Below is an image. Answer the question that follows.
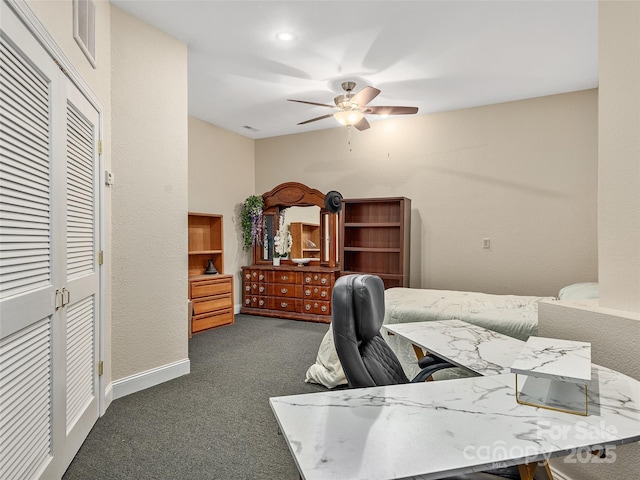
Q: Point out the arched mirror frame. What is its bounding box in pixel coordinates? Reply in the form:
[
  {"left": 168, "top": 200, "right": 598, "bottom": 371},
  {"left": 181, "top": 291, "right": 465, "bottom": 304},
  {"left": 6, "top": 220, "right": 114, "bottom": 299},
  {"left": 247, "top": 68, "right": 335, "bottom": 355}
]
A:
[{"left": 253, "top": 182, "right": 339, "bottom": 268}]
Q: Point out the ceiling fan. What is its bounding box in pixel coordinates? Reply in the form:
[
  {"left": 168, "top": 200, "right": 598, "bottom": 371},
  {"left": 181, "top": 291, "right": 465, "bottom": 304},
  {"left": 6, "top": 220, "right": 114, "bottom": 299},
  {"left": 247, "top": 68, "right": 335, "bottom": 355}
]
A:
[{"left": 288, "top": 82, "right": 419, "bottom": 131}]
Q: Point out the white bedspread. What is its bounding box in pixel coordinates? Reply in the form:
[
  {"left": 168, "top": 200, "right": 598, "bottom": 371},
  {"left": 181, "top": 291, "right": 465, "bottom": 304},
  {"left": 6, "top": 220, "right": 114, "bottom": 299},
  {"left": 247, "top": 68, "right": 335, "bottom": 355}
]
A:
[{"left": 305, "top": 287, "right": 554, "bottom": 388}]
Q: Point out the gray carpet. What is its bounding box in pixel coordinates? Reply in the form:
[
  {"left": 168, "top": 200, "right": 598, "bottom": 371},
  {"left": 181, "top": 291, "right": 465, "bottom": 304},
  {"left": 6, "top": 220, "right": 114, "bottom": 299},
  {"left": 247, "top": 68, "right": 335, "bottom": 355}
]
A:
[{"left": 63, "top": 314, "right": 329, "bottom": 480}]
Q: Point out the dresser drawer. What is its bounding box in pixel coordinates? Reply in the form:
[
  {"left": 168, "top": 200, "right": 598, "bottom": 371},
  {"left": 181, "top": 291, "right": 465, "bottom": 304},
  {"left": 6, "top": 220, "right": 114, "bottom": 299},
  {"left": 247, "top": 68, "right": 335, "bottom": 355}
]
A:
[
  {"left": 249, "top": 282, "right": 267, "bottom": 295},
  {"left": 302, "top": 272, "right": 332, "bottom": 286},
  {"left": 269, "top": 283, "right": 301, "bottom": 298},
  {"left": 192, "top": 309, "right": 233, "bottom": 333},
  {"left": 191, "top": 278, "right": 232, "bottom": 299},
  {"left": 303, "top": 285, "right": 330, "bottom": 300},
  {"left": 249, "top": 270, "right": 267, "bottom": 282},
  {"left": 270, "top": 297, "right": 300, "bottom": 312},
  {"left": 244, "top": 295, "right": 268, "bottom": 309},
  {"left": 303, "top": 299, "right": 331, "bottom": 315},
  {"left": 269, "top": 270, "right": 299, "bottom": 284},
  {"left": 193, "top": 294, "right": 232, "bottom": 315}
]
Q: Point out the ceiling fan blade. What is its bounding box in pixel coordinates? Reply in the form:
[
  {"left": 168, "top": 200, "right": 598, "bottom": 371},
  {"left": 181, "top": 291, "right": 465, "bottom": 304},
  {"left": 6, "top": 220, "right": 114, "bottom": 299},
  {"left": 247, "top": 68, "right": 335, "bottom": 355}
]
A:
[
  {"left": 288, "top": 99, "right": 335, "bottom": 108},
  {"left": 350, "top": 86, "right": 380, "bottom": 107},
  {"left": 364, "top": 106, "right": 419, "bottom": 115},
  {"left": 297, "top": 113, "right": 334, "bottom": 125},
  {"left": 353, "top": 117, "right": 370, "bottom": 131}
]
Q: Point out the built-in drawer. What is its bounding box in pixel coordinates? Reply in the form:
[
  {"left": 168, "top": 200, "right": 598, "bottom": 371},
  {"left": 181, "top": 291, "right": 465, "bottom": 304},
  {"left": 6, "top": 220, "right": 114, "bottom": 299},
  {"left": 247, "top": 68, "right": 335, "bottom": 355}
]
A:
[
  {"left": 192, "top": 309, "right": 233, "bottom": 333},
  {"left": 269, "top": 270, "right": 299, "bottom": 285},
  {"left": 302, "top": 272, "right": 332, "bottom": 286},
  {"left": 303, "top": 285, "right": 330, "bottom": 300},
  {"left": 192, "top": 294, "right": 232, "bottom": 315},
  {"left": 303, "top": 299, "right": 331, "bottom": 315},
  {"left": 191, "top": 278, "right": 232, "bottom": 299}
]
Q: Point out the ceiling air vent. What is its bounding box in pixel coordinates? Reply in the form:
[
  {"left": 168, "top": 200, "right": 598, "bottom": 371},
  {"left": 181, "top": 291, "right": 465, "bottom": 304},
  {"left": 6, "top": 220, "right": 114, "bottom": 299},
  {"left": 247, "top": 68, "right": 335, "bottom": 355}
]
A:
[
  {"left": 242, "top": 126, "right": 260, "bottom": 132},
  {"left": 74, "top": 0, "right": 96, "bottom": 68}
]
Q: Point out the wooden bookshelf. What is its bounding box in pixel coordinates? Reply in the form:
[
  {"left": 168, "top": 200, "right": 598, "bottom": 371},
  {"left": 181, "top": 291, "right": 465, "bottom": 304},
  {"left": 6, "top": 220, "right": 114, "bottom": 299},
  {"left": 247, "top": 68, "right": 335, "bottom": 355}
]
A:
[{"left": 340, "top": 198, "right": 411, "bottom": 288}]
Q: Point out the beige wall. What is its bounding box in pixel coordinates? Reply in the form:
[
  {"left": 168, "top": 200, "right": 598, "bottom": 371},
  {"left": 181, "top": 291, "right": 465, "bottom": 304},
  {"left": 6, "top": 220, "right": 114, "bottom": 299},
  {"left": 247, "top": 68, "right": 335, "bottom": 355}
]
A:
[
  {"left": 25, "top": 0, "right": 114, "bottom": 386},
  {"left": 598, "top": 0, "right": 640, "bottom": 312},
  {"left": 256, "top": 90, "right": 598, "bottom": 297},
  {"left": 110, "top": 6, "right": 188, "bottom": 379},
  {"left": 188, "top": 117, "right": 255, "bottom": 306},
  {"left": 539, "top": 2, "right": 640, "bottom": 479}
]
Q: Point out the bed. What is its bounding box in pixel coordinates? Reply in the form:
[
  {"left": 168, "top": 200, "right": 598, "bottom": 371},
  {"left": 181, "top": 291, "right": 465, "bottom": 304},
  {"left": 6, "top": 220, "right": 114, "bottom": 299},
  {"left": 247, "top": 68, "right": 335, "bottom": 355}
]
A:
[{"left": 305, "top": 283, "right": 598, "bottom": 388}]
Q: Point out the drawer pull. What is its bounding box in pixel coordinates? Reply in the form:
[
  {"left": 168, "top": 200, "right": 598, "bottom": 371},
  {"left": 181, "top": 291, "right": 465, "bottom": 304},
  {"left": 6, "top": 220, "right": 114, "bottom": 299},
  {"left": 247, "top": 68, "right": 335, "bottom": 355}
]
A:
[
  {"left": 259, "top": 286, "right": 265, "bottom": 293},
  {"left": 314, "top": 275, "right": 319, "bottom": 281},
  {"left": 321, "top": 278, "right": 327, "bottom": 284},
  {"left": 321, "top": 291, "right": 327, "bottom": 298},
  {"left": 259, "top": 299, "right": 265, "bottom": 306},
  {"left": 321, "top": 305, "right": 327, "bottom": 312},
  {"left": 281, "top": 275, "right": 288, "bottom": 281},
  {"left": 305, "top": 289, "right": 311, "bottom": 296},
  {"left": 259, "top": 274, "right": 264, "bottom": 281},
  {"left": 305, "top": 276, "right": 311, "bottom": 283},
  {"left": 281, "top": 302, "right": 288, "bottom": 308},
  {"left": 245, "top": 298, "right": 250, "bottom": 305},
  {"left": 245, "top": 273, "right": 250, "bottom": 279},
  {"left": 245, "top": 286, "right": 250, "bottom": 292},
  {"left": 281, "top": 288, "right": 288, "bottom": 294},
  {"left": 305, "top": 304, "right": 311, "bottom": 311}
]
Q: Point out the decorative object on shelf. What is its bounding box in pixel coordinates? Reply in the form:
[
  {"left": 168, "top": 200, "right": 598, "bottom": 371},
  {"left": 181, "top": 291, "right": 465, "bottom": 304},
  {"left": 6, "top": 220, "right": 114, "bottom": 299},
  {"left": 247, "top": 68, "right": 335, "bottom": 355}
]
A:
[
  {"left": 273, "top": 257, "right": 281, "bottom": 266},
  {"left": 241, "top": 195, "right": 264, "bottom": 251},
  {"left": 204, "top": 259, "right": 218, "bottom": 274},
  {"left": 273, "top": 211, "right": 292, "bottom": 259},
  {"left": 292, "top": 258, "right": 311, "bottom": 266},
  {"left": 324, "top": 190, "right": 343, "bottom": 213}
]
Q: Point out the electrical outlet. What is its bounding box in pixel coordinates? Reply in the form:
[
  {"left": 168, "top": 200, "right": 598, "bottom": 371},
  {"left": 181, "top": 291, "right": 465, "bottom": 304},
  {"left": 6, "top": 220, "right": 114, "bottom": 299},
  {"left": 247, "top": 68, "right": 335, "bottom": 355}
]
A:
[
  {"left": 483, "top": 238, "right": 491, "bottom": 249},
  {"left": 105, "top": 171, "right": 114, "bottom": 186}
]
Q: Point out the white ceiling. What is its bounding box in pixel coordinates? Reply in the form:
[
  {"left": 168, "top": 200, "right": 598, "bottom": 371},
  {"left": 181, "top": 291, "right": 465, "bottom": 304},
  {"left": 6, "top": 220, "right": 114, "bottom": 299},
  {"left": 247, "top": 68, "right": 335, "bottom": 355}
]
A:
[{"left": 110, "top": 1, "right": 598, "bottom": 139}]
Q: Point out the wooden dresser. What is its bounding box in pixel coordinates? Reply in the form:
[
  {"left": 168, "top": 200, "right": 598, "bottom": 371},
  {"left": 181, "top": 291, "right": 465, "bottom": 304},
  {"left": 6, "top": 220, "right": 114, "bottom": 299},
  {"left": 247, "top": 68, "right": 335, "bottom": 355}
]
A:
[
  {"left": 240, "top": 265, "right": 340, "bottom": 323},
  {"left": 189, "top": 274, "right": 234, "bottom": 334}
]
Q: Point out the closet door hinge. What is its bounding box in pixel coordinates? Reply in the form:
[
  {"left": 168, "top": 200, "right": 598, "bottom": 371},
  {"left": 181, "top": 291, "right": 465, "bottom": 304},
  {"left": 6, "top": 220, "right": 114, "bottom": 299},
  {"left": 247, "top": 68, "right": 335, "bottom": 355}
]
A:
[
  {"left": 98, "top": 361, "right": 104, "bottom": 377},
  {"left": 98, "top": 250, "right": 104, "bottom": 265},
  {"left": 98, "top": 140, "right": 103, "bottom": 155}
]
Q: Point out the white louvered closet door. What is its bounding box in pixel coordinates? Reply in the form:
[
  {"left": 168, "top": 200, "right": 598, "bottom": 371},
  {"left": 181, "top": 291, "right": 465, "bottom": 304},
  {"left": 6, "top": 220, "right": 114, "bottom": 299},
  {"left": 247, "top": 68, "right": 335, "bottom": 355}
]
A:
[
  {"left": 57, "top": 76, "right": 100, "bottom": 473},
  {"left": 0, "top": 2, "right": 101, "bottom": 479}
]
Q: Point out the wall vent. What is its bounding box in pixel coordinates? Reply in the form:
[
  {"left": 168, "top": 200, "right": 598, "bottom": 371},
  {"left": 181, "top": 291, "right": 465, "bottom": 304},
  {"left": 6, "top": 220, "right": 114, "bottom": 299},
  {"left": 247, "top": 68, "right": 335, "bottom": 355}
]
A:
[
  {"left": 242, "top": 125, "right": 260, "bottom": 132},
  {"left": 73, "top": 0, "right": 96, "bottom": 68}
]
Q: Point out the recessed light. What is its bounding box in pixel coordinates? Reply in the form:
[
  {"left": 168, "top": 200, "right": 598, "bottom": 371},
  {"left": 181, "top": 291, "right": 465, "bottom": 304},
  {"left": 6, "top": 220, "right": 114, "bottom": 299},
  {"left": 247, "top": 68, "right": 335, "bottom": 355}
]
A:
[{"left": 276, "top": 31, "right": 296, "bottom": 42}]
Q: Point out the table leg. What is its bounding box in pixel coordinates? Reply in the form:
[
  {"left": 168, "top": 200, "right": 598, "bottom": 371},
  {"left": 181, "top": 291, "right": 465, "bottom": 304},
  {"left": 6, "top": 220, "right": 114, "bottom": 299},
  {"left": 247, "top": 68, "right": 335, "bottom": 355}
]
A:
[
  {"left": 517, "top": 463, "right": 536, "bottom": 480},
  {"left": 518, "top": 461, "right": 554, "bottom": 480}
]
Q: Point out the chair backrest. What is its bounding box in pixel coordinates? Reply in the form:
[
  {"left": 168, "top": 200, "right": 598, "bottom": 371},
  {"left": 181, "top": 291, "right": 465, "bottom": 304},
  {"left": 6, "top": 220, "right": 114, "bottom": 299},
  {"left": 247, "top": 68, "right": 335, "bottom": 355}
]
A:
[{"left": 332, "top": 274, "right": 409, "bottom": 388}]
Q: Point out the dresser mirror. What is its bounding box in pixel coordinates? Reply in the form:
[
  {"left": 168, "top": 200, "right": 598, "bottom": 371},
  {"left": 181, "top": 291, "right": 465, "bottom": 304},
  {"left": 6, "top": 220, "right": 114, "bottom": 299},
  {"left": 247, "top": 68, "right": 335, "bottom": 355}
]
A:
[{"left": 255, "top": 182, "right": 339, "bottom": 267}]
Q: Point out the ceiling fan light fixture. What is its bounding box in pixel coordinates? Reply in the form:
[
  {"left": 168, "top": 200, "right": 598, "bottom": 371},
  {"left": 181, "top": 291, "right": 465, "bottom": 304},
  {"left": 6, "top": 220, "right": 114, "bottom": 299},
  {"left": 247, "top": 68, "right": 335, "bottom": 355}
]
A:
[
  {"left": 334, "top": 110, "right": 364, "bottom": 126},
  {"left": 275, "top": 31, "right": 296, "bottom": 42}
]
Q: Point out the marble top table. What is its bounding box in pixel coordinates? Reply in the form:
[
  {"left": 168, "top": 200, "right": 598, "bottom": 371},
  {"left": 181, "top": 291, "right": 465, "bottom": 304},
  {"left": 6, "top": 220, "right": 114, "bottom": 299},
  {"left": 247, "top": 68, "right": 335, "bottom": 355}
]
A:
[
  {"left": 270, "top": 365, "right": 640, "bottom": 480},
  {"left": 383, "top": 319, "right": 526, "bottom": 376},
  {"left": 510, "top": 336, "right": 592, "bottom": 384}
]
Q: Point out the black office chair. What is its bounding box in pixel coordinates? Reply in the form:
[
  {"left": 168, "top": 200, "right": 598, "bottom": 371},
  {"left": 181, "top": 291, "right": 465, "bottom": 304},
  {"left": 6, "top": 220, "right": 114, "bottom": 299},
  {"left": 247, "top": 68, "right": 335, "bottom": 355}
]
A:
[
  {"left": 331, "top": 274, "right": 524, "bottom": 480},
  {"left": 332, "top": 274, "right": 454, "bottom": 387}
]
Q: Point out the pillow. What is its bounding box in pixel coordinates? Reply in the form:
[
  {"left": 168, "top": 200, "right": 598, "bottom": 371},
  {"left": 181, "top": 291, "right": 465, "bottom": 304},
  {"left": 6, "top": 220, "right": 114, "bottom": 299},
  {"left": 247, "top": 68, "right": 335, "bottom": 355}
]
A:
[{"left": 558, "top": 282, "right": 599, "bottom": 300}]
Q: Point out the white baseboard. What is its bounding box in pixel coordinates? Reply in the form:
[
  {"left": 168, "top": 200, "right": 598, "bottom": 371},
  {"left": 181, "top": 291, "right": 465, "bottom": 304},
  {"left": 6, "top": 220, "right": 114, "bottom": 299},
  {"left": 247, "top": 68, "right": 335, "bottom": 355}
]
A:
[
  {"left": 111, "top": 358, "right": 190, "bottom": 400},
  {"left": 102, "top": 382, "right": 113, "bottom": 415},
  {"left": 235, "top": 303, "right": 241, "bottom": 314}
]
